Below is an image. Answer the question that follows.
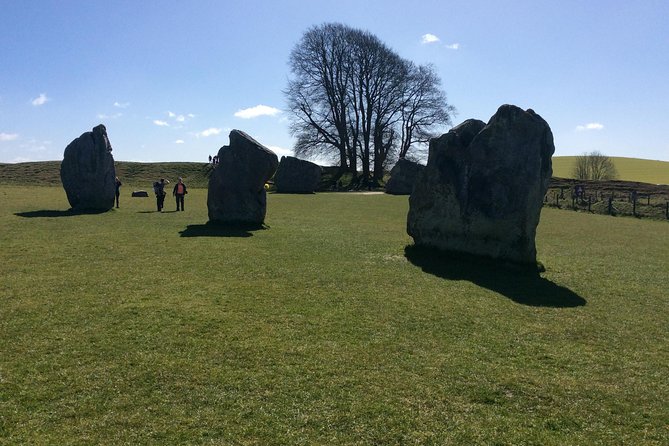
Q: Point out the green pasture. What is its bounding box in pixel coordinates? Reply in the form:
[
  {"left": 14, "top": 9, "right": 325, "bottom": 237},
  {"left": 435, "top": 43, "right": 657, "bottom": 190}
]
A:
[
  {"left": 1, "top": 186, "right": 667, "bottom": 445},
  {"left": 552, "top": 156, "right": 669, "bottom": 184}
]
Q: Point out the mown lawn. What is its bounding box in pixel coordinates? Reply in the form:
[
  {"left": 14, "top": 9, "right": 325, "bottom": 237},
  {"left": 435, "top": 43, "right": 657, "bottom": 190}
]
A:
[{"left": 1, "top": 186, "right": 667, "bottom": 445}]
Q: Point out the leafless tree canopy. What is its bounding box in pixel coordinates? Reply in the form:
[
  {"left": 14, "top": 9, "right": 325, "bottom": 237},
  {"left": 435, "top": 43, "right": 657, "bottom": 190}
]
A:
[
  {"left": 572, "top": 151, "right": 618, "bottom": 180},
  {"left": 285, "top": 23, "right": 455, "bottom": 183}
]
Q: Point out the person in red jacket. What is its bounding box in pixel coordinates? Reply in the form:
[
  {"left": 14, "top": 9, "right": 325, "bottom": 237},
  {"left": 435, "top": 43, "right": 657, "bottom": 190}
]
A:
[{"left": 172, "top": 177, "right": 188, "bottom": 211}]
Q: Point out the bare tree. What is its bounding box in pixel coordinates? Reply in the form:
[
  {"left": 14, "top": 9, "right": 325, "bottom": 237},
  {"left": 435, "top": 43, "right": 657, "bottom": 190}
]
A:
[
  {"left": 572, "top": 151, "right": 618, "bottom": 180},
  {"left": 397, "top": 64, "right": 455, "bottom": 160},
  {"left": 285, "top": 23, "right": 354, "bottom": 179},
  {"left": 286, "top": 23, "right": 455, "bottom": 185}
]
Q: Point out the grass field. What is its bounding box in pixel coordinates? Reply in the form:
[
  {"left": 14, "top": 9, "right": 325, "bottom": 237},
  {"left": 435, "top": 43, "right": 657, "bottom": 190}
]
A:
[
  {"left": 1, "top": 186, "right": 668, "bottom": 445},
  {"left": 552, "top": 156, "right": 669, "bottom": 184}
]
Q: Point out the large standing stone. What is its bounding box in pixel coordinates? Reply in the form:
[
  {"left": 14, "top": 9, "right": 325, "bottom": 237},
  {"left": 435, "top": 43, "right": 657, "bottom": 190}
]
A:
[
  {"left": 407, "top": 105, "right": 554, "bottom": 264},
  {"left": 60, "top": 124, "right": 116, "bottom": 211},
  {"left": 207, "top": 130, "right": 278, "bottom": 224},
  {"left": 385, "top": 158, "right": 425, "bottom": 195},
  {"left": 274, "top": 156, "right": 322, "bottom": 193}
]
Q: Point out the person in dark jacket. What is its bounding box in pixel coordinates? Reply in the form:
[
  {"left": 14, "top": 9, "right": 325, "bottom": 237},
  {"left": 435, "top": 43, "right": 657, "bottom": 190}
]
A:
[
  {"left": 172, "top": 177, "right": 188, "bottom": 211},
  {"left": 114, "top": 176, "right": 122, "bottom": 208},
  {"left": 154, "top": 178, "right": 169, "bottom": 212}
]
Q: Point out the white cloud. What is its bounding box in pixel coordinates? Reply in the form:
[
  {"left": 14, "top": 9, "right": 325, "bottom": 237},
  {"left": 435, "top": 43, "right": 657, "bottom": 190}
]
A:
[
  {"left": 576, "top": 122, "right": 604, "bottom": 131},
  {"left": 0, "top": 132, "right": 19, "bottom": 141},
  {"left": 11, "top": 156, "right": 32, "bottom": 163},
  {"left": 445, "top": 43, "right": 460, "bottom": 50},
  {"left": 197, "top": 127, "right": 222, "bottom": 137},
  {"left": 167, "top": 111, "right": 192, "bottom": 122},
  {"left": 113, "top": 101, "right": 130, "bottom": 108},
  {"left": 31, "top": 93, "right": 49, "bottom": 106},
  {"left": 268, "top": 145, "right": 294, "bottom": 158},
  {"left": 234, "top": 105, "right": 282, "bottom": 119},
  {"left": 421, "top": 34, "right": 440, "bottom": 44},
  {"left": 98, "top": 113, "right": 123, "bottom": 119},
  {"left": 175, "top": 139, "right": 185, "bottom": 144},
  {"left": 153, "top": 120, "right": 170, "bottom": 127}
]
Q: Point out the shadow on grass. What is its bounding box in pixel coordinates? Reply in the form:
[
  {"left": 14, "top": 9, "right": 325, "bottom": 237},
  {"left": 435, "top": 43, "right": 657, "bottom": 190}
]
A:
[
  {"left": 179, "top": 221, "right": 267, "bottom": 238},
  {"left": 404, "top": 245, "right": 586, "bottom": 308},
  {"left": 15, "top": 209, "right": 109, "bottom": 218}
]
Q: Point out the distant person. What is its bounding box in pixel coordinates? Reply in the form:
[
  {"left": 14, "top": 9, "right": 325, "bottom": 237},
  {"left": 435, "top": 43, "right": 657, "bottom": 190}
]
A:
[
  {"left": 173, "top": 177, "right": 188, "bottom": 211},
  {"left": 153, "top": 178, "right": 169, "bottom": 212},
  {"left": 114, "top": 176, "right": 122, "bottom": 208},
  {"left": 208, "top": 155, "right": 212, "bottom": 164}
]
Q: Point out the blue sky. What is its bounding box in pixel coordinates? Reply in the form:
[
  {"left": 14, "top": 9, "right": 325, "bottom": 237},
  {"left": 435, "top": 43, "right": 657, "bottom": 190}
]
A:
[{"left": 1, "top": 0, "right": 668, "bottom": 163}]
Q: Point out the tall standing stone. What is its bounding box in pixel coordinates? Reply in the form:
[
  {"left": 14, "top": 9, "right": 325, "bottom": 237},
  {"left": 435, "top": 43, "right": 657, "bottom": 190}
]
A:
[
  {"left": 407, "top": 105, "right": 554, "bottom": 264},
  {"left": 207, "top": 130, "right": 278, "bottom": 224},
  {"left": 274, "top": 156, "right": 322, "bottom": 193},
  {"left": 60, "top": 124, "right": 116, "bottom": 211}
]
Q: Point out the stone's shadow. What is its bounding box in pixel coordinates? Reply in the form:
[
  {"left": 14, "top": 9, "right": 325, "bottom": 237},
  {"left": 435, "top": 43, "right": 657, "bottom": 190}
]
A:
[
  {"left": 404, "top": 245, "right": 586, "bottom": 308},
  {"left": 179, "top": 222, "right": 266, "bottom": 238},
  {"left": 15, "top": 209, "right": 108, "bottom": 218}
]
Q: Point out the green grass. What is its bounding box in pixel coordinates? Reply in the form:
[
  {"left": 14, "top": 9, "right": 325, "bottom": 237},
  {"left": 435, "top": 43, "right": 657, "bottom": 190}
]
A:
[
  {"left": 1, "top": 187, "right": 668, "bottom": 445},
  {"left": 553, "top": 156, "right": 669, "bottom": 184}
]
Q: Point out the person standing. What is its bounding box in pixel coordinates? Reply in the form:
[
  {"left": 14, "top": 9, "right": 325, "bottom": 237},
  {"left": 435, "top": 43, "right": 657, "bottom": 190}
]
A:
[
  {"left": 173, "top": 177, "right": 187, "bottom": 211},
  {"left": 114, "top": 176, "right": 122, "bottom": 208},
  {"left": 154, "top": 178, "right": 169, "bottom": 212}
]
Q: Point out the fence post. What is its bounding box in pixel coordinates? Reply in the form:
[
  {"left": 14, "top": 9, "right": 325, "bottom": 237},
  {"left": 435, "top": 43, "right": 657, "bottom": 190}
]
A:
[
  {"left": 608, "top": 197, "right": 613, "bottom": 215},
  {"left": 632, "top": 190, "right": 637, "bottom": 217},
  {"left": 666, "top": 201, "right": 668, "bottom": 220},
  {"left": 588, "top": 196, "right": 592, "bottom": 212}
]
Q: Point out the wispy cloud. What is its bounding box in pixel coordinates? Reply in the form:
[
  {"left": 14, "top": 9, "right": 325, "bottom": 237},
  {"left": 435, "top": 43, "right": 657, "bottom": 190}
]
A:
[
  {"left": 0, "top": 132, "right": 19, "bottom": 141},
  {"left": 234, "top": 105, "right": 281, "bottom": 119},
  {"left": 98, "top": 113, "right": 123, "bottom": 119},
  {"left": 421, "top": 34, "right": 440, "bottom": 44},
  {"left": 167, "top": 111, "right": 192, "bottom": 123},
  {"left": 576, "top": 122, "right": 604, "bottom": 131},
  {"left": 31, "top": 93, "right": 49, "bottom": 106},
  {"left": 113, "top": 101, "right": 130, "bottom": 108},
  {"left": 153, "top": 120, "right": 170, "bottom": 127},
  {"left": 197, "top": 127, "right": 222, "bottom": 137},
  {"left": 175, "top": 139, "right": 185, "bottom": 144},
  {"left": 19, "top": 138, "right": 51, "bottom": 153},
  {"left": 445, "top": 43, "right": 460, "bottom": 50}
]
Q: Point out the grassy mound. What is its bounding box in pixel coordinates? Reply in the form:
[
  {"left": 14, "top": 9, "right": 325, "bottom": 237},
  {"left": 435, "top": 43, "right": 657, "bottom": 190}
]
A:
[
  {"left": 553, "top": 156, "right": 669, "bottom": 184},
  {"left": 1, "top": 186, "right": 667, "bottom": 444},
  {"left": 0, "top": 161, "right": 213, "bottom": 188}
]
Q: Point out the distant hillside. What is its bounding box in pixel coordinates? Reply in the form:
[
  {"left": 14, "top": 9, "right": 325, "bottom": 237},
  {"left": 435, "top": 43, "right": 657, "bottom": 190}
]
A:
[
  {"left": 0, "top": 161, "right": 213, "bottom": 188},
  {"left": 553, "top": 156, "right": 669, "bottom": 185},
  {"left": 1, "top": 157, "right": 666, "bottom": 188}
]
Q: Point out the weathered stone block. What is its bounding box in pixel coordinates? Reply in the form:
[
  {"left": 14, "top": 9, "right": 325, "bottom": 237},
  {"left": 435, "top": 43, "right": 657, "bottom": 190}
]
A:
[
  {"left": 274, "top": 156, "right": 322, "bottom": 193},
  {"left": 407, "top": 105, "right": 554, "bottom": 264},
  {"left": 60, "top": 124, "right": 116, "bottom": 211},
  {"left": 207, "top": 130, "right": 278, "bottom": 224},
  {"left": 385, "top": 158, "right": 425, "bottom": 195}
]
